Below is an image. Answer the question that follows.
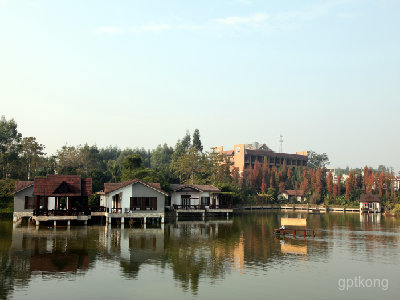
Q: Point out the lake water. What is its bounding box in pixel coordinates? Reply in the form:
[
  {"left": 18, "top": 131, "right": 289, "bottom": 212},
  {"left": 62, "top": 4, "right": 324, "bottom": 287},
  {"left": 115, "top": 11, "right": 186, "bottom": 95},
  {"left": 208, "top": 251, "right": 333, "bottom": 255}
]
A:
[{"left": 1, "top": 212, "right": 399, "bottom": 300}]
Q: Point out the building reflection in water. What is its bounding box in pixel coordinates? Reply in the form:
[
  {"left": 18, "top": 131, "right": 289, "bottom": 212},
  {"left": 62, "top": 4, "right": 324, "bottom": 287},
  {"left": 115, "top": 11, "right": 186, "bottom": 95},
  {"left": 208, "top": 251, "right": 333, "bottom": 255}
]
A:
[
  {"left": 3, "top": 212, "right": 398, "bottom": 298},
  {"left": 10, "top": 227, "right": 92, "bottom": 276}
]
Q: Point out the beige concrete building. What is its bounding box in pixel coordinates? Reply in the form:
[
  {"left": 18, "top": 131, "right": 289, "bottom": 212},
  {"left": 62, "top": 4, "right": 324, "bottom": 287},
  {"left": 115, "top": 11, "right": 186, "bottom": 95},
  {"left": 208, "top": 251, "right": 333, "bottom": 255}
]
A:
[{"left": 215, "top": 143, "right": 308, "bottom": 174}]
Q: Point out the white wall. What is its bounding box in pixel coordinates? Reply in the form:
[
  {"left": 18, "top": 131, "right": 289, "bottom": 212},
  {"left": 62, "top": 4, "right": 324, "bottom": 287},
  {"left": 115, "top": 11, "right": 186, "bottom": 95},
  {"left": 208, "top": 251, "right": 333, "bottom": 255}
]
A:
[
  {"left": 171, "top": 191, "right": 212, "bottom": 206},
  {"left": 47, "top": 197, "right": 56, "bottom": 210},
  {"left": 13, "top": 186, "right": 34, "bottom": 212},
  {"left": 104, "top": 182, "right": 166, "bottom": 213}
]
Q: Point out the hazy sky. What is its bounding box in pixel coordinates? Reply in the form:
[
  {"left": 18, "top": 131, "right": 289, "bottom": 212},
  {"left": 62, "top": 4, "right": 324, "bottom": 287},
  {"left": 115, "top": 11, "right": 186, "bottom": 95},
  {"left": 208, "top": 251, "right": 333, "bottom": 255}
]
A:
[{"left": 1, "top": 0, "right": 399, "bottom": 171}]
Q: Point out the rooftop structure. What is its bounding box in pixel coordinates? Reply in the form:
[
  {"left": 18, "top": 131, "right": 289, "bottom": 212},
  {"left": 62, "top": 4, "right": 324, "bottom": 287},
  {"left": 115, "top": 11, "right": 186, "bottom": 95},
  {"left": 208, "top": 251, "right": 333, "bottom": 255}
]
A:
[{"left": 215, "top": 143, "right": 308, "bottom": 174}]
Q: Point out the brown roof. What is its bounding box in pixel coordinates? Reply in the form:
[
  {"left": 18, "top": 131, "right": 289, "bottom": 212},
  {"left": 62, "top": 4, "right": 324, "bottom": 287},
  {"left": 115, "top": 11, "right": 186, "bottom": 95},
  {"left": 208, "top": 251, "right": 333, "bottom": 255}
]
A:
[
  {"left": 282, "top": 190, "right": 305, "bottom": 196},
  {"left": 170, "top": 184, "right": 220, "bottom": 192},
  {"left": 221, "top": 150, "right": 234, "bottom": 155},
  {"left": 360, "top": 193, "right": 381, "bottom": 203},
  {"left": 103, "top": 179, "right": 168, "bottom": 196},
  {"left": 14, "top": 181, "right": 34, "bottom": 194},
  {"left": 33, "top": 175, "right": 92, "bottom": 197}
]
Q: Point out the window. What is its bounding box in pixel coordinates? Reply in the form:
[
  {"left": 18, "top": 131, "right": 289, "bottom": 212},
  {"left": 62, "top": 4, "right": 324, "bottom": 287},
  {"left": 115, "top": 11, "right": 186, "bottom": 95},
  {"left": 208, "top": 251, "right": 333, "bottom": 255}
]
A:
[
  {"left": 201, "top": 197, "right": 210, "bottom": 206},
  {"left": 236, "top": 147, "right": 240, "bottom": 153},
  {"left": 24, "top": 196, "right": 36, "bottom": 209},
  {"left": 130, "top": 197, "right": 157, "bottom": 210}
]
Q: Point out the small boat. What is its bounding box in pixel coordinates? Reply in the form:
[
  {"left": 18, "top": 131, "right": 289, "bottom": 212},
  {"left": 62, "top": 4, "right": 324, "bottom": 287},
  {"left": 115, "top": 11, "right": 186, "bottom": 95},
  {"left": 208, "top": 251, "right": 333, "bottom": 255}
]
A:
[{"left": 274, "top": 228, "right": 315, "bottom": 237}]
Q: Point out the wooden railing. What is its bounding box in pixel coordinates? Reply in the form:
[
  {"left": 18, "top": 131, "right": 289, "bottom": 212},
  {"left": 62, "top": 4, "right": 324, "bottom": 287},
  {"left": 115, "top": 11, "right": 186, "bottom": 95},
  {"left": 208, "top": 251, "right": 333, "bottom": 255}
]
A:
[
  {"left": 89, "top": 206, "right": 107, "bottom": 212},
  {"left": 209, "top": 204, "right": 232, "bottom": 209},
  {"left": 173, "top": 205, "right": 205, "bottom": 210},
  {"left": 33, "top": 209, "right": 91, "bottom": 216}
]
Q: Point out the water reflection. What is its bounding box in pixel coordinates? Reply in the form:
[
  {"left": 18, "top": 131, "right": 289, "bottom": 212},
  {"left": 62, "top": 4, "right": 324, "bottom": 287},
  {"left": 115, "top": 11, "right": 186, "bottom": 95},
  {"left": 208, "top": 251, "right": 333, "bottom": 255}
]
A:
[{"left": 1, "top": 212, "right": 400, "bottom": 299}]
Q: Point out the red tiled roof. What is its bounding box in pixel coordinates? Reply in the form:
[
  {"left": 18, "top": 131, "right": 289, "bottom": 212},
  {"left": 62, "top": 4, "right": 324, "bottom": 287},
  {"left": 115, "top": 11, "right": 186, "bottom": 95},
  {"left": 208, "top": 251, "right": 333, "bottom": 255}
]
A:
[
  {"left": 14, "top": 181, "right": 34, "bottom": 194},
  {"left": 81, "top": 178, "right": 92, "bottom": 196},
  {"left": 33, "top": 175, "right": 92, "bottom": 196},
  {"left": 282, "top": 190, "right": 304, "bottom": 196},
  {"left": 104, "top": 179, "right": 168, "bottom": 196}
]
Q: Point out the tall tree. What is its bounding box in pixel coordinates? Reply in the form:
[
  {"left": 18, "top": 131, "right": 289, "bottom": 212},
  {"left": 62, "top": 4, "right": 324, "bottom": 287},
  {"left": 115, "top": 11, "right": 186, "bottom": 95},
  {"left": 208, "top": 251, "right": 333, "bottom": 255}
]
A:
[
  {"left": 0, "top": 116, "right": 22, "bottom": 178},
  {"left": 21, "top": 137, "right": 45, "bottom": 180},
  {"left": 192, "top": 129, "right": 203, "bottom": 152},
  {"left": 171, "top": 148, "right": 204, "bottom": 184},
  {"left": 172, "top": 131, "right": 191, "bottom": 162},
  {"left": 307, "top": 150, "right": 330, "bottom": 169},
  {"left": 251, "top": 161, "right": 262, "bottom": 191},
  {"left": 327, "top": 171, "right": 333, "bottom": 196}
]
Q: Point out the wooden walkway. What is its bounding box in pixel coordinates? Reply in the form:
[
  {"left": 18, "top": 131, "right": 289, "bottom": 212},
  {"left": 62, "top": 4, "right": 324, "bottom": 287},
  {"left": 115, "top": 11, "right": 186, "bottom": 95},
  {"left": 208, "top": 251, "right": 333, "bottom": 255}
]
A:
[{"left": 274, "top": 229, "right": 315, "bottom": 237}]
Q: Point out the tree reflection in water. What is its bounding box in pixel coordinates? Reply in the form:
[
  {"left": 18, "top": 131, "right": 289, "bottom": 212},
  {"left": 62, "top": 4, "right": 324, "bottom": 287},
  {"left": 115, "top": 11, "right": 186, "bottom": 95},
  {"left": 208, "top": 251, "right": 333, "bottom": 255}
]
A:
[{"left": 1, "top": 212, "right": 399, "bottom": 299}]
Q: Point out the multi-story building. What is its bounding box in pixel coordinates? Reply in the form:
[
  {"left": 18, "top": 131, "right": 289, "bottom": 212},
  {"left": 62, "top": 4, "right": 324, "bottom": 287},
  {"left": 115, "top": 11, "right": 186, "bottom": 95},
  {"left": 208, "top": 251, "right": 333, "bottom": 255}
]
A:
[{"left": 215, "top": 143, "right": 308, "bottom": 174}]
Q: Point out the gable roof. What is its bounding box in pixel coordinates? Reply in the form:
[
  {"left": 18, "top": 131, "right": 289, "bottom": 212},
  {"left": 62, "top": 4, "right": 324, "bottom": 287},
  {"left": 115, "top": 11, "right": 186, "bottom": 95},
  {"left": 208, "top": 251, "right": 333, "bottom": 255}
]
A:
[
  {"left": 170, "top": 184, "right": 220, "bottom": 193},
  {"left": 360, "top": 193, "right": 381, "bottom": 203},
  {"left": 33, "top": 175, "right": 92, "bottom": 197},
  {"left": 103, "top": 179, "right": 168, "bottom": 196},
  {"left": 14, "top": 181, "right": 34, "bottom": 194}
]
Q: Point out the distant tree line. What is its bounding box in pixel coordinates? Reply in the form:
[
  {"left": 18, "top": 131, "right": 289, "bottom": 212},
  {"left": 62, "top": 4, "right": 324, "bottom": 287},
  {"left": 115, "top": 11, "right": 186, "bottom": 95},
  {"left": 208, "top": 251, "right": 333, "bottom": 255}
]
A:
[{"left": 0, "top": 116, "right": 399, "bottom": 213}]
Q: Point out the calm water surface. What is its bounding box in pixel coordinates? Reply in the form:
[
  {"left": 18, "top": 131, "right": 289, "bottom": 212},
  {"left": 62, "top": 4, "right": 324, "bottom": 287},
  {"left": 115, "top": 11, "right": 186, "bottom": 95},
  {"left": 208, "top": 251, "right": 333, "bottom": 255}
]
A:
[{"left": 1, "top": 212, "right": 400, "bottom": 300}]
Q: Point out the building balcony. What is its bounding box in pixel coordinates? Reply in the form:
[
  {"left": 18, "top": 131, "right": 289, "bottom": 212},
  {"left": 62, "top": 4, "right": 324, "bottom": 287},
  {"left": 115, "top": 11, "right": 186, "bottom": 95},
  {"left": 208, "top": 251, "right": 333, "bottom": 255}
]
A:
[
  {"left": 173, "top": 205, "right": 205, "bottom": 210},
  {"left": 33, "top": 209, "right": 91, "bottom": 216}
]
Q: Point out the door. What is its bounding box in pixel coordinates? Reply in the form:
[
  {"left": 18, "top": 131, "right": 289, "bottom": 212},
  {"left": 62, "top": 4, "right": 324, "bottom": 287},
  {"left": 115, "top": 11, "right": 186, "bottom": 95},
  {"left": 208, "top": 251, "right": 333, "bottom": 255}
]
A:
[{"left": 181, "top": 195, "right": 191, "bottom": 208}]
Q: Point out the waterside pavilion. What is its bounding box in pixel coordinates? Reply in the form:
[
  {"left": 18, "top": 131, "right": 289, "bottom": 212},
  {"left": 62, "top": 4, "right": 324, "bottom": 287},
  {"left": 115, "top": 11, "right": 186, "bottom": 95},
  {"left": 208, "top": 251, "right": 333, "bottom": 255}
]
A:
[{"left": 13, "top": 175, "right": 92, "bottom": 226}]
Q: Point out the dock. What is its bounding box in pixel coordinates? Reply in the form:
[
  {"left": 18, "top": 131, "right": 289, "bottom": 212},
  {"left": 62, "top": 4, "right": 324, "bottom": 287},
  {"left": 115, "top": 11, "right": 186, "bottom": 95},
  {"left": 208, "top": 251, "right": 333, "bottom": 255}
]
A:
[{"left": 274, "top": 229, "right": 315, "bottom": 237}]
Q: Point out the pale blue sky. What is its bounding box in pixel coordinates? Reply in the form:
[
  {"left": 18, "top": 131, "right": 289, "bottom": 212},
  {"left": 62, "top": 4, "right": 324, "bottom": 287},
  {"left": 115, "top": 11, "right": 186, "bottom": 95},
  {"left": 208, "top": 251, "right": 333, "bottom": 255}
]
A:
[{"left": 1, "top": 0, "right": 399, "bottom": 171}]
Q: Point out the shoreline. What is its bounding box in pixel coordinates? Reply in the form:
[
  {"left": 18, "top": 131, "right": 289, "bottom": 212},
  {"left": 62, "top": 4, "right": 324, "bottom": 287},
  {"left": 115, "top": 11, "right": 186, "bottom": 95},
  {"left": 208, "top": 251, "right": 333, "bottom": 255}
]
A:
[{"left": 233, "top": 204, "right": 360, "bottom": 213}]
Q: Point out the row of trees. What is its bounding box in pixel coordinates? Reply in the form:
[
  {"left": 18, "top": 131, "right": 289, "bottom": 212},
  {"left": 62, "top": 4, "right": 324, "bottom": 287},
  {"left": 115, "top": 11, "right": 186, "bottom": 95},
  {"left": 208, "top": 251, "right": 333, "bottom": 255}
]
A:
[
  {"left": 0, "top": 117, "right": 232, "bottom": 194},
  {"left": 240, "top": 157, "right": 399, "bottom": 207},
  {"left": 1, "top": 115, "right": 399, "bottom": 209}
]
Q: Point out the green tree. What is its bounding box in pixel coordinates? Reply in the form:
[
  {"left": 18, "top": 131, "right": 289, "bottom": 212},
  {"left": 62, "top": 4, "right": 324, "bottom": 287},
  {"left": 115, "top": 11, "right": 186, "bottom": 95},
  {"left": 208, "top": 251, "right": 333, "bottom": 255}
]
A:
[
  {"left": 121, "top": 154, "right": 167, "bottom": 188},
  {"left": 207, "top": 151, "right": 232, "bottom": 185},
  {"left": 151, "top": 143, "right": 174, "bottom": 172},
  {"left": 122, "top": 154, "right": 143, "bottom": 171},
  {"left": 172, "top": 131, "right": 191, "bottom": 161},
  {"left": 192, "top": 129, "right": 203, "bottom": 152},
  {"left": 307, "top": 150, "right": 330, "bottom": 169},
  {"left": 0, "top": 116, "right": 22, "bottom": 179},
  {"left": 107, "top": 160, "right": 121, "bottom": 183},
  {"left": 56, "top": 145, "right": 81, "bottom": 174},
  {"left": 171, "top": 148, "right": 204, "bottom": 184},
  {"left": 21, "top": 137, "right": 45, "bottom": 180}
]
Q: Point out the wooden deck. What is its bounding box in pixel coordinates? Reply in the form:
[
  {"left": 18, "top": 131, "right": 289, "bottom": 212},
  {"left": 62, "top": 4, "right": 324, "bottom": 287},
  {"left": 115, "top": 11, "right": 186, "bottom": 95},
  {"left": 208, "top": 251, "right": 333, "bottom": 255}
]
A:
[{"left": 274, "top": 229, "right": 315, "bottom": 237}]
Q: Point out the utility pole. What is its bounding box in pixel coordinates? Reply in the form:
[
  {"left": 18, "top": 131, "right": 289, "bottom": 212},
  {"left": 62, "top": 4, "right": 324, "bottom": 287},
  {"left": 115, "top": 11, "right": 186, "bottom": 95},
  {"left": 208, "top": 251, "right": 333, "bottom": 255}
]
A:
[{"left": 279, "top": 134, "right": 283, "bottom": 153}]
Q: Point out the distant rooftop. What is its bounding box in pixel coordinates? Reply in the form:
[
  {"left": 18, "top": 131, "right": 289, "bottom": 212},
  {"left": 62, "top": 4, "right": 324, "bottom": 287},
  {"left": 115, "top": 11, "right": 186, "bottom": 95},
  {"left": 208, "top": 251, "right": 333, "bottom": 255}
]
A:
[{"left": 245, "top": 142, "right": 274, "bottom": 152}]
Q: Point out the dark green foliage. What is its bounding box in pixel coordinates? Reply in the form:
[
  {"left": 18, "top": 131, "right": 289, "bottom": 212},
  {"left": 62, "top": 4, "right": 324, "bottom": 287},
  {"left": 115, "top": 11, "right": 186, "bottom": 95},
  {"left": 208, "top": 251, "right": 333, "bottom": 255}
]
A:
[
  {"left": 192, "top": 129, "right": 203, "bottom": 152},
  {"left": 122, "top": 154, "right": 143, "bottom": 171},
  {"left": 88, "top": 193, "right": 100, "bottom": 206},
  {"left": 307, "top": 150, "right": 330, "bottom": 169},
  {"left": 0, "top": 116, "right": 22, "bottom": 179}
]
